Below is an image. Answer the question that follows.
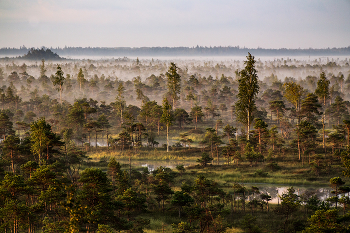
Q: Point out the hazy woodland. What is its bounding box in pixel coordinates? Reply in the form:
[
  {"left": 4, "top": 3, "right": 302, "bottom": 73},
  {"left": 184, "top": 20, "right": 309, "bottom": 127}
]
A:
[
  {"left": 1, "top": 55, "right": 349, "bottom": 107},
  {"left": 0, "top": 49, "right": 350, "bottom": 232}
]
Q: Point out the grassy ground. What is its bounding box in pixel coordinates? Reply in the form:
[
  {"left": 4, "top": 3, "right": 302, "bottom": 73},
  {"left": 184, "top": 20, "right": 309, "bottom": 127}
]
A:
[
  {"left": 84, "top": 146, "right": 347, "bottom": 232},
  {"left": 86, "top": 146, "right": 344, "bottom": 187},
  {"left": 138, "top": 204, "right": 308, "bottom": 233},
  {"left": 86, "top": 147, "right": 203, "bottom": 161}
]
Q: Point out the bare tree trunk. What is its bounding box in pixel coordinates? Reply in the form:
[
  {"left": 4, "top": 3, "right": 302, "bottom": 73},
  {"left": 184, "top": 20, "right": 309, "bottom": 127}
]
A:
[
  {"left": 247, "top": 111, "right": 250, "bottom": 141},
  {"left": 95, "top": 130, "right": 98, "bottom": 148},
  {"left": 158, "top": 121, "right": 160, "bottom": 135},
  {"left": 166, "top": 124, "right": 169, "bottom": 152},
  {"left": 60, "top": 86, "right": 62, "bottom": 104},
  {"left": 11, "top": 150, "right": 14, "bottom": 173},
  {"left": 195, "top": 116, "right": 198, "bottom": 129}
]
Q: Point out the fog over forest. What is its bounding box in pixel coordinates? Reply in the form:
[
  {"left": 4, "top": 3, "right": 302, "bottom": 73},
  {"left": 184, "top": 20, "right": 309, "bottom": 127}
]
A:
[
  {"left": 2, "top": 0, "right": 350, "bottom": 231},
  {"left": 1, "top": 50, "right": 350, "bottom": 232},
  {"left": 1, "top": 54, "right": 349, "bottom": 107},
  {"left": 1, "top": 46, "right": 350, "bottom": 58}
]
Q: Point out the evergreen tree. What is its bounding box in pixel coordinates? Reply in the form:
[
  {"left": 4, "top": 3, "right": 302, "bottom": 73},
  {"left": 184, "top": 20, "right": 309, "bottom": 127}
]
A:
[
  {"left": 326, "top": 96, "right": 349, "bottom": 125},
  {"left": 0, "top": 112, "right": 15, "bottom": 139},
  {"left": 343, "top": 120, "right": 350, "bottom": 146},
  {"left": 51, "top": 65, "right": 65, "bottom": 104},
  {"left": 160, "top": 98, "right": 174, "bottom": 152},
  {"left": 269, "top": 100, "right": 286, "bottom": 126},
  {"left": 77, "top": 68, "right": 85, "bottom": 91},
  {"left": 166, "top": 63, "right": 181, "bottom": 110},
  {"left": 223, "top": 124, "right": 236, "bottom": 142},
  {"left": 304, "top": 209, "right": 349, "bottom": 233},
  {"left": 296, "top": 121, "right": 318, "bottom": 163},
  {"left": 40, "top": 59, "right": 47, "bottom": 78},
  {"left": 235, "top": 53, "right": 259, "bottom": 140},
  {"left": 2, "top": 135, "right": 21, "bottom": 173},
  {"left": 30, "top": 118, "right": 55, "bottom": 164},
  {"left": 300, "top": 93, "right": 322, "bottom": 128},
  {"left": 190, "top": 105, "right": 204, "bottom": 130},
  {"left": 174, "top": 108, "right": 191, "bottom": 128},
  {"left": 77, "top": 168, "right": 128, "bottom": 232},
  {"left": 315, "top": 72, "right": 330, "bottom": 106},
  {"left": 254, "top": 118, "right": 269, "bottom": 153}
]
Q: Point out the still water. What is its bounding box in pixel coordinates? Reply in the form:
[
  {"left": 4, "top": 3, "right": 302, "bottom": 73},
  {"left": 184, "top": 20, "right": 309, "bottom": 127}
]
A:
[{"left": 114, "top": 159, "right": 341, "bottom": 204}]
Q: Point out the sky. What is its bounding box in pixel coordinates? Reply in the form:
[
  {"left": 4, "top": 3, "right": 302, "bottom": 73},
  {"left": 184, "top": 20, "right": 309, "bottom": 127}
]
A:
[{"left": 0, "top": 0, "right": 349, "bottom": 49}]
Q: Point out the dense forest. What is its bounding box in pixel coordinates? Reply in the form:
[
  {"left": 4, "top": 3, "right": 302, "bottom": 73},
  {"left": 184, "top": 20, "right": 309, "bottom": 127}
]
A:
[
  {"left": 20, "top": 49, "right": 63, "bottom": 60},
  {"left": 0, "top": 51, "right": 350, "bottom": 232}
]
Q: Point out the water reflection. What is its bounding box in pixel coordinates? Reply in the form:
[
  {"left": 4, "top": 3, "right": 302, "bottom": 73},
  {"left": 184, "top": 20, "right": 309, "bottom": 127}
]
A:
[
  {"left": 115, "top": 159, "right": 342, "bottom": 204},
  {"left": 257, "top": 186, "right": 332, "bottom": 204},
  {"left": 120, "top": 160, "right": 197, "bottom": 172}
]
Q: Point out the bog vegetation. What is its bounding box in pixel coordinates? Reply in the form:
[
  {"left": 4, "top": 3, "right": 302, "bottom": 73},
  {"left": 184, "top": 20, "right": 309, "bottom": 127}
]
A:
[{"left": 0, "top": 51, "right": 349, "bottom": 232}]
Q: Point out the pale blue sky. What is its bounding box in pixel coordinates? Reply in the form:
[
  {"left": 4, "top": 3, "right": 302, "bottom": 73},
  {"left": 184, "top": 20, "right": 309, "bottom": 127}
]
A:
[{"left": 0, "top": 0, "right": 349, "bottom": 49}]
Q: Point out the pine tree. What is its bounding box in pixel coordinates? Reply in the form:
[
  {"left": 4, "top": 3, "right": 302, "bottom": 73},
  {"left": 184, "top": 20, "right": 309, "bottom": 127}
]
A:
[
  {"left": 51, "top": 65, "right": 65, "bottom": 104},
  {"left": 269, "top": 100, "right": 286, "bottom": 126},
  {"left": 77, "top": 68, "right": 85, "bottom": 91},
  {"left": 315, "top": 72, "right": 330, "bottom": 106},
  {"left": 300, "top": 93, "right": 322, "bottom": 127},
  {"left": 254, "top": 118, "right": 268, "bottom": 153},
  {"left": 30, "top": 118, "right": 54, "bottom": 164},
  {"left": 160, "top": 98, "right": 174, "bottom": 152},
  {"left": 235, "top": 53, "right": 259, "bottom": 140},
  {"left": 190, "top": 105, "right": 204, "bottom": 129},
  {"left": 40, "top": 59, "right": 47, "bottom": 78},
  {"left": 166, "top": 63, "right": 181, "bottom": 110}
]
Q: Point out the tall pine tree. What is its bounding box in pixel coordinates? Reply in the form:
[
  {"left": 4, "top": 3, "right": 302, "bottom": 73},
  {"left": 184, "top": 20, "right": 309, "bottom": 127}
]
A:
[{"left": 235, "top": 53, "right": 259, "bottom": 140}]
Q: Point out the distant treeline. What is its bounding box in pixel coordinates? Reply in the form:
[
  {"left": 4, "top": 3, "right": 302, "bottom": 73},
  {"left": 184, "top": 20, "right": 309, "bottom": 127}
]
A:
[
  {"left": 1, "top": 46, "right": 350, "bottom": 57},
  {"left": 21, "top": 48, "right": 63, "bottom": 60}
]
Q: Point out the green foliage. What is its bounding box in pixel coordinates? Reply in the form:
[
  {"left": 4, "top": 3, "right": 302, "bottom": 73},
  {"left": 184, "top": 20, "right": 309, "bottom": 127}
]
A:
[
  {"left": 160, "top": 98, "right": 174, "bottom": 127},
  {"left": 326, "top": 96, "right": 350, "bottom": 125},
  {"left": 197, "top": 152, "right": 213, "bottom": 167},
  {"left": 315, "top": 72, "right": 330, "bottom": 105},
  {"left": 342, "top": 147, "right": 350, "bottom": 177},
  {"left": 97, "top": 224, "right": 115, "bottom": 233},
  {"left": 190, "top": 105, "right": 204, "bottom": 129},
  {"left": 30, "top": 118, "right": 61, "bottom": 164},
  {"left": 77, "top": 68, "right": 86, "bottom": 90},
  {"left": 283, "top": 81, "right": 304, "bottom": 109},
  {"left": 253, "top": 169, "right": 268, "bottom": 177},
  {"left": 0, "top": 112, "right": 15, "bottom": 139},
  {"left": 223, "top": 124, "right": 236, "bottom": 141},
  {"left": 244, "top": 142, "right": 263, "bottom": 166},
  {"left": 235, "top": 53, "right": 259, "bottom": 140},
  {"left": 265, "top": 161, "right": 280, "bottom": 171},
  {"left": 166, "top": 63, "right": 181, "bottom": 109},
  {"left": 300, "top": 93, "right": 322, "bottom": 127},
  {"left": 1, "top": 51, "right": 350, "bottom": 233},
  {"left": 274, "top": 187, "right": 301, "bottom": 232},
  {"left": 240, "top": 214, "right": 261, "bottom": 233},
  {"left": 2, "top": 135, "right": 21, "bottom": 173},
  {"left": 176, "top": 164, "right": 185, "bottom": 175},
  {"left": 172, "top": 221, "right": 197, "bottom": 233},
  {"left": 51, "top": 64, "right": 65, "bottom": 103},
  {"left": 171, "top": 191, "right": 194, "bottom": 217},
  {"left": 304, "top": 209, "right": 348, "bottom": 233},
  {"left": 269, "top": 100, "right": 286, "bottom": 123},
  {"left": 174, "top": 108, "right": 191, "bottom": 128}
]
